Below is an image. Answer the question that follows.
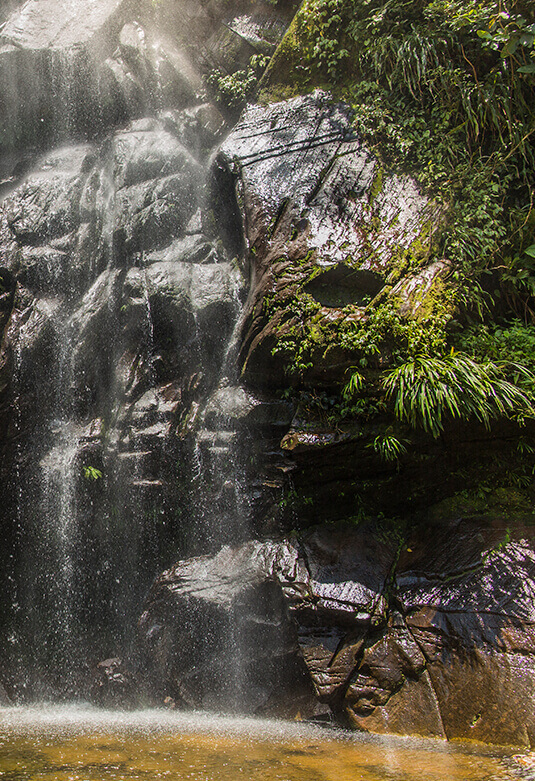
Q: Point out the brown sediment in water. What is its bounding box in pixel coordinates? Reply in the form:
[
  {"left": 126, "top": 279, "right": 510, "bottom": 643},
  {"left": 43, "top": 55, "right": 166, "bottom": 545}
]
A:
[{"left": 0, "top": 707, "right": 521, "bottom": 781}]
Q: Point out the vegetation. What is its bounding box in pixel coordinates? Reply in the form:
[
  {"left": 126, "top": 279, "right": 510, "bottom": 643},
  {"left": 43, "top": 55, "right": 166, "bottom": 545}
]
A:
[
  {"left": 268, "top": 0, "right": 534, "bottom": 284},
  {"left": 263, "top": 0, "right": 535, "bottom": 446},
  {"left": 382, "top": 351, "right": 535, "bottom": 437},
  {"left": 83, "top": 465, "right": 103, "bottom": 481},
  {"left": 207, "top": 55, "right": 270, "bottom": 113}
]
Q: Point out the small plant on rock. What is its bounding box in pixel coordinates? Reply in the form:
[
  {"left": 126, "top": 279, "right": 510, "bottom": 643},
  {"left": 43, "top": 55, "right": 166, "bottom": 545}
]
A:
[{"left": 83, "top": 465, "right": 103, "bottom": 481}]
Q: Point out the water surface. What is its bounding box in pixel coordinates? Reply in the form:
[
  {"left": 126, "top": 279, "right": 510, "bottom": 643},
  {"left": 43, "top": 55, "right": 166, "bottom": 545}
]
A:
[{"left": 0, "top": 706, "right": 526, "bottom": 781}]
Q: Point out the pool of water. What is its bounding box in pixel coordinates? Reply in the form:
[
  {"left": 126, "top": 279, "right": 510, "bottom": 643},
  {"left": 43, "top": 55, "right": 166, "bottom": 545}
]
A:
[{"left": 0, "top": 706, "right": 529, "bottom": 781}]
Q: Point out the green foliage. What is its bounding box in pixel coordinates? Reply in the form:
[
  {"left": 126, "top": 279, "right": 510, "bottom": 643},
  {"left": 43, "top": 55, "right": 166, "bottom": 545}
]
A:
[
  {"left": 339, "top": 302, "right": 450, "bottom": 365},
  {"left": 271, "top": 0, "right": 535, "bottom": 317},
  {"left": 299, "top": 0, "right": 534, "bottom": 164},
  {"left": 343, "top": 369, "right": 364, "bottom": 399},
  {"left": 83, "top": 465, "right": 103, "bottom": 481},
  {"left": 369, "top": 431, "right": 410, "bottom": 462},
  {"left": 207, "top": 55, "right": 269, "bottom": 111},
  {"left": 298, "top": 0, "right": 351, "bottom": 77},
  {"left": 458, "top": 320, "right": 535, "bottom": 399},
  {"left": 382, "top": 351, "right": 535, "bottom": 437}
]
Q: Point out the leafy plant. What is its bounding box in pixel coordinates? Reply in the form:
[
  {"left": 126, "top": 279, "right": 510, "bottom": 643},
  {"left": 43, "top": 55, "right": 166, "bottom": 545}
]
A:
[
  {"left": 369, "top": 431, "right": 410, "bottom": 462},
  {"left": 383, "top": 351, "right": 535, "bottom": 437},
  {"left": 343, "top": 369, "right": 365, "bottom": 398},
  {"left": 458, "top": 320, "right": 535, "bottom": 399},
  {"left": 273, "top": 0, "right": 535, "bottom": 318},
  {"left": 83, "top": 465, "right": 103, "bottom": 481},
  {"left": 207, "top": 54, "right": 269, "bottom": 111}
]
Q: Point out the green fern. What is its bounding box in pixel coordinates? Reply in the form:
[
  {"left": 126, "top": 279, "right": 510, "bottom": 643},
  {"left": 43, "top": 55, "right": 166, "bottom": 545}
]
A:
[
  {"left": 83, "top": 465, "right": 103, "bottom": 481},
  {"left": 383, "top": 351, "right": 535, "bottom": 437},
  {"left": 369, "top": 432, "right": 410, "bottom": 462},
  {"left": 343, "top": 369, "right": 365, "bottom": 399}
]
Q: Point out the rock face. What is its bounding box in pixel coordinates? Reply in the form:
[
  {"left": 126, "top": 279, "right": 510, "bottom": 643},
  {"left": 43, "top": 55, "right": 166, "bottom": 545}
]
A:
[
  {"left": 217, "top": 92, "right": 445, "bottom": 387},
  {"left": 0, "top": 108, "right": 244, "bottom": 698},
  {"left": 0, "top": 0, "right": 290, "bottom": 150},
  {"left": 0, "top": 0, "right": 295, "bottom": 701},
  {"left": 394, "top": 523, "right": 535, "bottom": 747},
  {"left": 0, "top": 0, "right": 533, "bottom": 753},
  {"left": 137, "top": 90, "right": 535, "bottom": 748},
  {"left": 140, "top": 541, "right": 316, "bottom": 714},
  {"left": 142, "top": 518, "right": 535, "bottom": 746}
]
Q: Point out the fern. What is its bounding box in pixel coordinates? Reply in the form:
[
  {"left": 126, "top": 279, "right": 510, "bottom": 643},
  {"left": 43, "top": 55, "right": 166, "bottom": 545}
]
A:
[
  {"left": 369, "top": 432, "right": 410, "bottom": 462},
  {"left": 383, "top": 351, "right": 535, "bottom": 437}
]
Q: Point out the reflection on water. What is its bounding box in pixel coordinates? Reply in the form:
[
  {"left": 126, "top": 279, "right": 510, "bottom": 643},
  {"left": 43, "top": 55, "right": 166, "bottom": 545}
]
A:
[{"left": 0, "top": 706, "right": 526, "bottom": 781}]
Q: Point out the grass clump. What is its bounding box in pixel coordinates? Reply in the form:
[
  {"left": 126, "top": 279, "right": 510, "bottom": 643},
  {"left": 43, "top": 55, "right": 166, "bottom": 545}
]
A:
[{"left": 382, "top": 351, "right": 535, "bottom": 437}]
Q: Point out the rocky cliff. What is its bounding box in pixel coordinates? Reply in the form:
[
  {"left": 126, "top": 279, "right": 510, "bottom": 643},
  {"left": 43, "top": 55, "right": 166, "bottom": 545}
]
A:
[{"left": 0, "top": 0, "right": 534, "bottom": 749}]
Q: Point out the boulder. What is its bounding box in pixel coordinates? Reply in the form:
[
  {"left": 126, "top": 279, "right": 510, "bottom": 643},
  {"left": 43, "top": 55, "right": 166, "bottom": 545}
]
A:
[
  {"left": 394, "top": 521, "right": 535, "bottom": 747},
  {"left": 139, "top": 540, "right": 316, "bottom": 715},
  {"left": 91, "top": 657, "right": 137, "bottom": 709},
  {"left": 141, "top": 518, "right": 535, "bottom": 746},
  {"left": 217, "top": 92, "right": 445, "bottom": 386},
  {"left": 140, "top": 525, "right": 395, "bottom": 715}
]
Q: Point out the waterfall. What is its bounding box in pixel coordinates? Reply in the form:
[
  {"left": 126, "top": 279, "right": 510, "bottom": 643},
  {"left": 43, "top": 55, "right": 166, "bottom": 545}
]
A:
[
  {"left": 0, "top": 0, "right": 295, "bottom": 715},
  {"left": 0, "top": 0, "right": 248, "bottom": 700}
]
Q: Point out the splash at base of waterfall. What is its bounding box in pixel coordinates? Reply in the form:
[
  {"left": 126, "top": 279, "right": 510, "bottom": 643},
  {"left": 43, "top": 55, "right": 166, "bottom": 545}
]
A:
[{"left": 0, "top": 705, "right": 522, "bottom": 781}]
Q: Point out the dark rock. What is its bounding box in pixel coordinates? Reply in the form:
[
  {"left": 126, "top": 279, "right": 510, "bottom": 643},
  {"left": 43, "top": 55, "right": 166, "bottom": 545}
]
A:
[
  {"left": 205, "top": 9, "right": 289, "bottom": 74},
  {"left": 140, "top": 540, "right": 316, "bottom": 715},
  {"left": 395, "top": 521, "right": 535, "bottom": 746},
  {"left": 4, "top": 146, "right": 91, "bottom": 245},
  {"left": 304, "top": 264, "right": 385, "bottom": 308},
  {"left": 140, "top": 525, "right": 396, "bottom": 716},
  {"left": 92, "top": 657, "right": 137, "bottom": 709},
  {"left": 142, "top": 519, "right": 535, "bottom": 746},
  {"left": 0, "top": 681, "right": 11, "bottom": 705}
]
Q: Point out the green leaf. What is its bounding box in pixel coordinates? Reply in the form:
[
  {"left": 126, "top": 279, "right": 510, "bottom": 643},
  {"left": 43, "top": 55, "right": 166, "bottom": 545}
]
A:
[
  {"left": 501, "top": 36, "right": 519, "bottom": 57},
  {"left": 524, "top": 245, "right": 535, "bottom": 258}
]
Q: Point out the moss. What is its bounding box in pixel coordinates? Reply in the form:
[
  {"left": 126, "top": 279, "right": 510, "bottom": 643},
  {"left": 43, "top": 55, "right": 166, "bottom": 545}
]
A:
[
  {"left": 257, "top": 10, "right": 315, "bottom": 104},
  {"left": 368, "top": 164, "right": 384, "bottom": 206},
  {"left": 412, "top": 275, "right": 454, "bottom": 322}
]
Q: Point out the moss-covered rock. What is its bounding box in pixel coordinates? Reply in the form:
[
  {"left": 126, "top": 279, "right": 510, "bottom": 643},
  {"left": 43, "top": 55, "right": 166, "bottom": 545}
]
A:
[{"left": 218, "top": 92, "right": 449, "bottom": 388}]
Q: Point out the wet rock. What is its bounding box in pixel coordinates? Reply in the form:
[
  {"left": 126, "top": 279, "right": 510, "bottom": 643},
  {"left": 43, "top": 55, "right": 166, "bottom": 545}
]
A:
[
  {"left": 0, "top": 268, "right": 16, "bottom": 332},
  {"left": 142, "top": 518, "right": 535, "bottom": 746},
  {"left": 141, "top": 524, "right": 396, "bottom": 716},
  {"left": 0, "top": 681, "right": 11, "bottom": 704},
  {"left": 92, "top": 657, "right": 137, "bottom": 709},
  {"left": 396, "top": 521, "right": 535, "bottom": 747},
  {"left": 4, "top": 146, "right": 92, "bottom": 245},
  {"left": 140, "top": 540, "right": 316, "bottom": 715},
  {"left": 144, "top": 234, "right": 224, "bottom": 266},
  {"left": 112, "top": 125, "right": 201, "bottom": 189},
  {"left": 217, "top": 92, "right": 445, "bottom": 386},
  {"left": 0, "top": 0, "right": 291, "bottom": 151},
  {"left": 0, "top": 0, "right": 206, "bottom": 149},
  {"left": 205, "top": 9, "right": 289, "bottom": 73},
  {"left": 0, "top": 0, "right": 129, "bottom": 143},
  {"left": 0, "top": 0, "right": 125, "bottom": 50}
]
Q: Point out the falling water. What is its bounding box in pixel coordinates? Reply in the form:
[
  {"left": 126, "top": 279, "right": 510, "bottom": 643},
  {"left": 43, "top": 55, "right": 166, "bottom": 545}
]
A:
[{"left": 0, "top": 0, "right": 252, "bottom": 703}]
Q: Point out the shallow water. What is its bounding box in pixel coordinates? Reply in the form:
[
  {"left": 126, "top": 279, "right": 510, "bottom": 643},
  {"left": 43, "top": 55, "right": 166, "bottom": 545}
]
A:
[{"left": 0, "top": 706, "right": 526, "bottom": 781}]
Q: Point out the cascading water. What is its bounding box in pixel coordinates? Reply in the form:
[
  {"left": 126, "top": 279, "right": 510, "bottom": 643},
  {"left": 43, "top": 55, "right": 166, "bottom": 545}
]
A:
[
  {"left": 0, "top": 0, "right": 252, "bottom": 705},
  {"left": 1, "top": 0, "right": 534, "bottom": 762}
]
